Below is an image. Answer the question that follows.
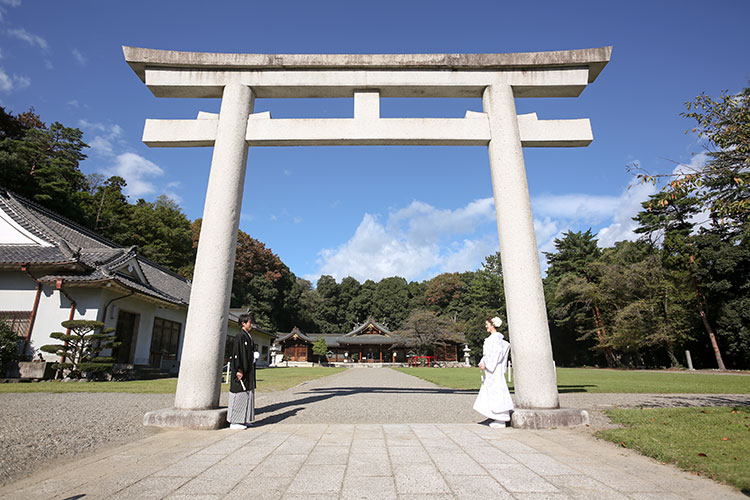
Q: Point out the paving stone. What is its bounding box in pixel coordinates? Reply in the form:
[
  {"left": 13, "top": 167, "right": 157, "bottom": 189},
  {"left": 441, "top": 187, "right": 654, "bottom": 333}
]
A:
[
  {"left": 224, "top": 474, "right": 291, "bottom": 500},
  {"left": 429, "top": 451, "right": 486, "bottom": 476},
  {"left": 513, "top": 452, "right": 581, "bottom": 475},
  {"left": 393, "top": 463, "right": 451, "bottom": 494},
  {"left": 354, "top": 424, "right": 385, "bottom": 439},
  {"left": 341, "top": 476, "right": 397, "bottom": 500},
  {"left": 510, "top": 494, "right": 572, "bottom": 500},
  {"left": 582, "top": 466, "right": 662, "bottom": 493},
  {"left": 109, "top": 476, "right": 189, "bottom": 500},
  {"left": 490, "top": 439, "right": 542, "bottom": 454},
  {"left": 274, "top": 435, "right": 317, "bottom": 455},
  {"left": 546, "top": 474, "right": 629, "bottom": 499},
  {"left": 388, "top": 445, "right": 433, "bottom": 465},
  {"left": 251, "top": 453, "right": 307, "bottom": 477},
  {"left": 470, "top": 445, "right": 518, "bottom": 465},
  {"left": 286, "top": 464, "right": 346, "bottom": 494},
  {"left": 485, "top": 463, "right": 559, "bottom": 493},
  {"left": 305, "top": 445, "right": 350, "bottom": 465},
  {"left": 444, "top": 474, "right": 513, "bottom": 499},
  {"left": 346, "top": 452, "right": 391, "bottom": 476},
  {"left": 153, "top": 454, "right": 223, "bottom": 477}
]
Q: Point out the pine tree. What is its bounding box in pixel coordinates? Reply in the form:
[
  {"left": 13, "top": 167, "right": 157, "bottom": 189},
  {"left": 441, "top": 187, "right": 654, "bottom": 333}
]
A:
[{"left": 39, "top": 320, "right": 120, "bottom": 379}]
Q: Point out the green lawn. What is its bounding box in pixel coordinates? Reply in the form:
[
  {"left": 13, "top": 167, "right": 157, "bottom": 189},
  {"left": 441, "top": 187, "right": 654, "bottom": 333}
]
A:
[
  {"left": 0, "top": 366, "right": 346, "bottom": 394},
  {"left": 597, "top": 406, "right": 750, "bottom": 493},
  {"left": 392, "top": 367, "right": 750, "bottom": 393}
]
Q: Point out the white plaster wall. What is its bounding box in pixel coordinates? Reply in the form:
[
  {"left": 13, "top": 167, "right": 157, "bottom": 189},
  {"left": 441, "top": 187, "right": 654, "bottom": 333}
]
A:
[
  {"left": 98, "top": 291, "right": 187, "bottom": 366},
  {"left": 30, "top": 286, "right": 100, "bottom": 361},
  {"left": 0, "top": 271, "right": 38, "bottom": 310}
]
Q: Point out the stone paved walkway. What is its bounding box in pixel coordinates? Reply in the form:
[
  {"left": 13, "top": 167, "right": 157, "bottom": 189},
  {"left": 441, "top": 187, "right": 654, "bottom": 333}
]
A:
[{"left": 0, "top": 368, "right": 744, "bottom": 499}]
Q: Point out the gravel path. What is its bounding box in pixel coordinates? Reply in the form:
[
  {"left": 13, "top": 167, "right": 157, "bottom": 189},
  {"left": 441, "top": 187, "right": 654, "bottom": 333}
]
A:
[{"left": 2, "top": 367, "right": 749, "bottom": 486}]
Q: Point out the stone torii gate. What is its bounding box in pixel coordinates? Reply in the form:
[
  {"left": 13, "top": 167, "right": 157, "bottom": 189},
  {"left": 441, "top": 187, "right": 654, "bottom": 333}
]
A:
[{"left": 124, "top": 46, "right": 611, "bottom": 429}]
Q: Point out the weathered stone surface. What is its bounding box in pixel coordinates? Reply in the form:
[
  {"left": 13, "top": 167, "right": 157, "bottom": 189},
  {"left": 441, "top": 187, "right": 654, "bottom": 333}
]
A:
[
  {"left": 510, "top": 408, "right": 590, "bottom": 429},
  {"left": 123, "top": 46, "right": 612, "bottom": 82},
  {"left": 143, "top": 407, "right": 228, "bottom": 430}
]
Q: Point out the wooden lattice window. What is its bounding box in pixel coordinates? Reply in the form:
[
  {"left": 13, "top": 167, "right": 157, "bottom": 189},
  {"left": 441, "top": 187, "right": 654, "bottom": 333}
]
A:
[{"left": 0, "top": 311, "right": 32, "bottom": 338}]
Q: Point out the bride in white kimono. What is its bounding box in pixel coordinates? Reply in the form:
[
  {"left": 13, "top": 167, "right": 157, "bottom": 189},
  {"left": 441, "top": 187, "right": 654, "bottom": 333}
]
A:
[{"left": 473, "top": 316, "right": 514, "bottom": 428}]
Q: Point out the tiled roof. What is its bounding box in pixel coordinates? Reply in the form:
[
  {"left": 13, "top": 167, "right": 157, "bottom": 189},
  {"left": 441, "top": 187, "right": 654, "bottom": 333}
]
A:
[
  {"left": 342, "top": 317, "right": 393, "bottom": 337},
  {"left": 0, "top": 189, "right": 191, "bottom": 306}
]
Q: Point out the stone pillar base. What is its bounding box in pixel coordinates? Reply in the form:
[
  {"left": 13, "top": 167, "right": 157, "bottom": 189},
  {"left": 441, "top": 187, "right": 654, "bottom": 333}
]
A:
[
  {"left": 144, "top": 408, "right": 227, "bottom": 430},
  {"left": 511, "top": 408, "right": 589, "bottom": 429}
]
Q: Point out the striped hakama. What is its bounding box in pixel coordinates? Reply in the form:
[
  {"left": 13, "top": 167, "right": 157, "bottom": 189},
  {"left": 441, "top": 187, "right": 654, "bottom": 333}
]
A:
[{"left": 228, "top": 390, "right": 255, "bottom": 425}]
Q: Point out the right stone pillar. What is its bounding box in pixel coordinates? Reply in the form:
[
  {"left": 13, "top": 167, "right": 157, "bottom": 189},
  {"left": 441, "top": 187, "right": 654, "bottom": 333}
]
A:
[{"left": 483, "top": 84, "right": 560, "bottom": 410}]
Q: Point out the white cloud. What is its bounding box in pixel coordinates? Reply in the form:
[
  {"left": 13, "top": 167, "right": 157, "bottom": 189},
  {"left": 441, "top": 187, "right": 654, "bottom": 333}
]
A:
[
  {"left": 71, "top": 48, "right": 86, "bottom": 66},
  {"left": 78, "top": 120, "right": 124, "bottom": 156},
  {"left": 102, "top": 152, "right": 164, "bottom": 198},
  {"left": 0, "top": 0, "right": 20, "bottom": 22},
  {"left": 7, "top": 27, "right": 47, "bottom": 49},
  {"left": 308, "top": 198, "right": 498, "bottom": 283},
  {"left": 67, "top": 99, "right": 79, "bottom": 107},
  {"left": 0, "top": 66, "right": 29, "bottom": 92},
  {"left": 596, "top": 182, "right": 657, "bottom": 247},
  {"left": 532, "top": 193, "right": 621, "bottom": 223}
]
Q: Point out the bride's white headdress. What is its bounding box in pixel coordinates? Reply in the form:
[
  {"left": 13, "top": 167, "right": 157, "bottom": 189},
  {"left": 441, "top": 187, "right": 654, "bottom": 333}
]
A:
[{"left": 491, "top": 317, "right": 503, "bottom": 328}]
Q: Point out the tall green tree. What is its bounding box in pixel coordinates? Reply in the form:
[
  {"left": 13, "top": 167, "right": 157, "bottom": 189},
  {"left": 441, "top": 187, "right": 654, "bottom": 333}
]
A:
[
  {"left": 396, "top": 310, "right": 463, "bottom": 356},
  {"left": 0, "top": 108, "right": 89, "bottom": 221},
  {"left": 372, "top": 277, "right": 410, "bottom": 329},
  {"left": 545, "top": 230, "right": 617, "bottom": 367},
  {"left": 230, "top": 229, "right": 295, "bottom": 331},
  {"left": 124, "top": 195, "right": 194, "bottom": 276},
  {"left": 634, "top": 191, "right": 727, "bottom": 369}
]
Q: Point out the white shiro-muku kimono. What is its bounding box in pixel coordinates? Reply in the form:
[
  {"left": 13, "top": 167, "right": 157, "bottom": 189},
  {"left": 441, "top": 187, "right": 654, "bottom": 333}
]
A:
[{"left": 473, "top": 331, "right": 514, "bottom": 421}]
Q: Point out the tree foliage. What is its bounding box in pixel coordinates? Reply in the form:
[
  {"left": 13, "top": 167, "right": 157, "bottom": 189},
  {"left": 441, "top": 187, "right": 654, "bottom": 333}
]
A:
[
  {"left": 395, "top": 310, "right": 463, "bottom": 356},
  {"left": 630, "top": 87, "right": 749, "bottom": 224},
  {"left": 39, "top": 320, "right": 119, "bottom": 379},
  {"left": 0, "top": 320, "right": 20, "bottom": 374}
]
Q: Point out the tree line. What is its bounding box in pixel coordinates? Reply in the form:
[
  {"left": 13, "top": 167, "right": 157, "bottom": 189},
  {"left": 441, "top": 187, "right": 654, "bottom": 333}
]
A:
[{"left": 1, "top": 86, "right": 746, "bottom": 370}]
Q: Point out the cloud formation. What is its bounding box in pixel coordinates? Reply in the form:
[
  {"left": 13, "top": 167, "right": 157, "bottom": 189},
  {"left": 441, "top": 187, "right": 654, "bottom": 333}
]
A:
[
  {"left": 78, "top": 119, "right": 123, "bottom": 156},
  {"left": 102, "top": 152, "right": 164, "bottom": 199},
  {"left": 7, "top": 27, "right": 47, "bottom": 49},
  {"left": 0, "top": 66, "right": 29, "bottom": 92},
  {"left": 71, "top": 48, "right": 86, "bottom": 66},
  {"left": 308, "top": 199, "right": 497, "bottom": 283}
]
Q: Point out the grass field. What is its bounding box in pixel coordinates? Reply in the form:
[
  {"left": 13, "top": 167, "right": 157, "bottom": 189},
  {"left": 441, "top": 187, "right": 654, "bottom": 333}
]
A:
[
  {"left": 392, "top": 367, "right": 750, "bottom": 393},
  {"left": 597, "top": 406, "right": 750, "bottom": 492},
  {"left": 0, "top": 366, "right": 346, "bottom": 394}
]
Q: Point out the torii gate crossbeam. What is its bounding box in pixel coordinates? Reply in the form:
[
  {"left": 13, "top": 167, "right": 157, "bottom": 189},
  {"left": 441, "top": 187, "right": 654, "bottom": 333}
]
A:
[{"left": 124, "top": 46, "right": 611, "bottom": 430}]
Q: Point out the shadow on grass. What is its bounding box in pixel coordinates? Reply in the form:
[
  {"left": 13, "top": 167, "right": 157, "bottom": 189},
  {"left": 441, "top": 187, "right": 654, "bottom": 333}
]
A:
[{"left": 557, "top": 385, "right": 598, "bottom": 393}]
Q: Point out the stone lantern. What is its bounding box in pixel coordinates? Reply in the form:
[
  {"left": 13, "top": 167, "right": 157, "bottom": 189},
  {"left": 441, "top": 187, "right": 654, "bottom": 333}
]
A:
[{"left": 463, "top": 344, "right": 472, "bottom": 367}]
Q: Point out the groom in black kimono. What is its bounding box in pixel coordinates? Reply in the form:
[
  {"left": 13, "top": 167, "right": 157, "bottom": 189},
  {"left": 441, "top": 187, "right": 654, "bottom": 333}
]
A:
[{"left": 228, "top": 312, "right": 257, "bottom": 429}]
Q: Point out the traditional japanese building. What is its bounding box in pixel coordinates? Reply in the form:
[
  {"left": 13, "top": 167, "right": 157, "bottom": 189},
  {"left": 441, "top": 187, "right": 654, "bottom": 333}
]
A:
[{"left": 274, "top": 318, "right": 463, "bottom": 365}]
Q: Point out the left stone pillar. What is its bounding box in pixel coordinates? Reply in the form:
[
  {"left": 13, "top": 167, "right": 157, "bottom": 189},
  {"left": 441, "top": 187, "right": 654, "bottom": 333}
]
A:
[{"left": 145, "top": 83, "right": 253, "bottom": 430}]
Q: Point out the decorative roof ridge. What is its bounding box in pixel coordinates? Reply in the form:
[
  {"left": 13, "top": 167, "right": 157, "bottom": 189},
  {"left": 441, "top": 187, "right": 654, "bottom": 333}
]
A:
[
  {"left": 2, "top": 188, "right": 120, "bottom": 249},
  {"left": 95, "top": 246, "right": 134, "bottom": 267},
  {"left": 343, "top": 316, "right": 392, "bottom": 337},
  {"left": 1, "top": 189, "right": 60, "bottom": 246}
]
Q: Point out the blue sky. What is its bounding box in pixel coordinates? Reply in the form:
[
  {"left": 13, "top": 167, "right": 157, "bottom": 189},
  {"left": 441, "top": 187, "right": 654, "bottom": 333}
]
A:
[{"left": 1, "top": 0, "right": 748, "bottom": 284}]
